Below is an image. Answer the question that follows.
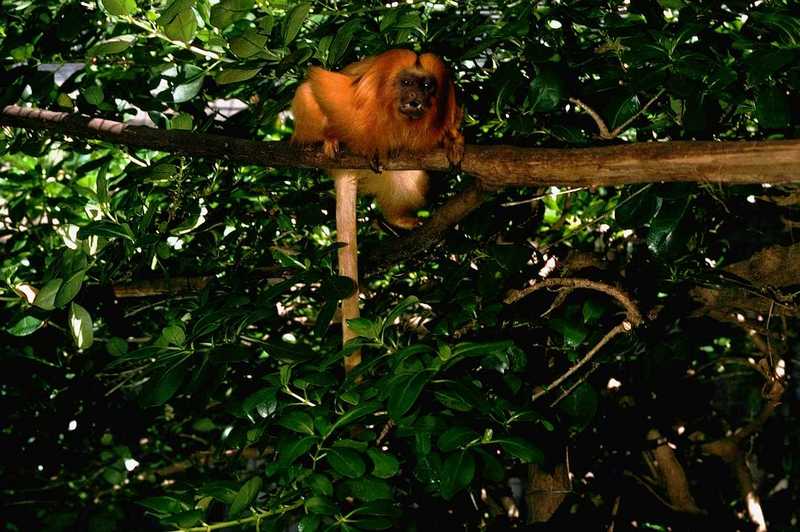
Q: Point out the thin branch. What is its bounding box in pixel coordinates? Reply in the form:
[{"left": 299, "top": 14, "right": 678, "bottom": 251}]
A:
[
  {"left": 569, "top": 97, "right": 612, "bottom": 138},
  {"left": 504, "top": 277, "right": 643, "bottom": 324},
  {"left": 570, "top": 89, "right": 665, "bottom": 140},
  {"left": 533, "top": 322, "right": 630, "bottom": 402},
  {"left": 505, "top": 278, "right": 642, "bottom": 403}
]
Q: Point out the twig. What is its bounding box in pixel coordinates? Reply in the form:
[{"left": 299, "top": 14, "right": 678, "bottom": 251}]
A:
[
  {"left": 533, "top": 322, "right": 631, "bottom": 402},
  {"left": 504, "top": 277, "right": 642, "bottom": 324},
  {"left": 570, "top": 89, "right": 665, "bottom": 140},
  {"left": 505, "top": 278, "right": 642, "bottom": 403},
  {"left": 501, "top": 187, "right": 586, "bottom": 207}
]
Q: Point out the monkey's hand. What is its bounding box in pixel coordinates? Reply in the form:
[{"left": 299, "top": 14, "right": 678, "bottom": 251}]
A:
[
  {"left": 369, "top": 153, "right": 383, "bottom": 174},
  {"left": 444, "top": 129, "right": 465, "bottom": 170},
  {"left": 323, "top": 138, "right": 340, "bottom": 159}
]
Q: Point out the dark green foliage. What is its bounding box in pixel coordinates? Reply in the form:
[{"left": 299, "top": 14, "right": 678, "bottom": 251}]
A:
[{"left": 1, "top": 0, "right": 799, "bottom": 531}]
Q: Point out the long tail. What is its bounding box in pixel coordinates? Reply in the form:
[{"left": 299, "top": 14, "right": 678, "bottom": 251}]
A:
[{"left": 332, "top": 170, "right": 361, "bottom": 373}]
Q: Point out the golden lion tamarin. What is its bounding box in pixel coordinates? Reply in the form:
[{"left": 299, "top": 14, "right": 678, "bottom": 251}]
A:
[{"left": 291, "top": 49, "right": 464, "bottom": 371}]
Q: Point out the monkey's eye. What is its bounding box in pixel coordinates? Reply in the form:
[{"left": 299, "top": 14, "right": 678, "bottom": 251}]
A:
[
  {"left": 422, "top": 79, "right": 434, "bottom": 91},
  {"left": 401, "top": 79, "right": 412, "bottom": 86}
]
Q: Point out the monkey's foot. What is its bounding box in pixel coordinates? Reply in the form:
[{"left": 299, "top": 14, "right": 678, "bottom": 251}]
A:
[
  {"left": 386, "top": 215, "right": 421, "bottom": 230},
  {"left": 369, "top": 153, "right": 383, "bottom": 174},
  {"left": 446, "top": 136, "right": 465, "bottom": 170},
  {"left": 323, "top": 139, "right": 340, "bottom": 159}
]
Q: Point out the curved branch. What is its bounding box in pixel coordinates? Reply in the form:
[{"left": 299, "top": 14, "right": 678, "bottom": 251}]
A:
[
  {"left": 505, "top": 278, "right": 643, "bottom": 403},
  {"left": 4, "top": 105, "right": 800, "bottom": 187},
  {"left": 363, "top": 181, "right": 487, "bottom": 273},
  {"left": 504, "top": 277, "right": 643, "bottom": 325}
]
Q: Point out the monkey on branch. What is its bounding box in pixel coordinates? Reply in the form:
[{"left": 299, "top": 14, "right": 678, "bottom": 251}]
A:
[{"left": 290, "top": 49, "right": 464, "bottom": 372}]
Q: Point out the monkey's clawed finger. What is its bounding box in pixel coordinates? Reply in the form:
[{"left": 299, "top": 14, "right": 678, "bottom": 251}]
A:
[
  {"left": 369, "top": 153, "right": 383, "bottom": 174},
  {"left": 446, "top": 138, "right": 465, "bottom": 171}
]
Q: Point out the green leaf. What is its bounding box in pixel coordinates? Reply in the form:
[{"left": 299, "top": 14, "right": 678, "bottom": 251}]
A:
[
  {"left": 476, "top": 448, "right": 505, "bottom": 482},
  {"left": 346, "top": 317, "right": 380, "bottom": 339},
  {"left": 528, "top": 68, "right": 563, "bottom": 113},
  {"left": 281, "top": 3, "right": 311, "bottom": 45},
  {"left": 54, "top": 270, "right": 86, "bottom": 308},
  {"left": 210, "top": 0, "right": 254, "bottom": 28},
  {"left": 78, "top": 220, "right": 135, "bottom": 242},
  {"left": 137, "top": 496, "right": 187, "bottom": 514},
  {"left": 173, "top": 78, "right": 203, "bottom": 103},
  {"left": 215, "top": 68, "right": 260, "bottom": 85},
  {"left": 549, "top": 317, "right": 588, "bottom": 348},
  {"left": 169, "top": 112, "right": 193, "bottom": 130},
  {"left": 230, "top": 29, "right": 268, "bottom": 59},
  {"left": 496, "top": 437, "right": 545, "bottom": 464},
  {"left": 139, "top": 359, "right": 188, "bottom": 406},
  {"left": 162, "top": 325, "right": 186, "bottom": 346},
  {"left": 339, "top": 477, "right": 393, "bottom": 501},
  {"left": 615, "top": 188, "right": 661, "bottom": 227},
  {"left": 192, "top": 418, "right": 216, "bottom": 432},
  {"left": 557, "top": 382, "right": 599, "bottom": 431},
  {"left": 387, "top": 370, "right": 433, "bottom": 419},
  {"left": 7, "top": 315, "right": 44, "bottom": 336},
  {"left": 87, "top": 35, "right": 136, "bottom": 57},
  {"left": 433, "top": 390, "right": 473, "bottom": 412},
  {"left": 325, "top": 447, "right": 365, "bottom": 478},
  {"left": 242, "top": 388, "right": 278, "bottom": 419},
  {"left": 437, "top": 427, "right": 479, "bottom": 452},
  {"left": 330, "top": 401, "right": 381, "bottom": 433},
  {"left": 106, "top": 336, "right": 128, "bottom": 357},
  {"left": 582, "top": 299, "right": 606, "bottom": 324},
  {"left": 367, "top": 449, "right": 400, "bottom": 479},
  {"left": 100, "top": 0, "right": 137, "bottom": 15},
  {"left": 158, "top": 0, "right": 197, "bottom": 43},
  {"left": 69, "top": 303, "right": 94, "bottom": 349},
  {"left": 306, "top": 473, "right": 333, "bottom": 497},
  {"left": 33, "top": 278, "right": 62, "bottom": 310},
  {"left": 746, "top": 49, "right": 797, "bottom": 81},
  {"left": 305, "top": 496, "right": 336, "bottom": 515},
  {"left": 298, "top": 514, "right": 321, "bottom": 532},
  {"left": 83, "top": 85, "right": 104, "bottom": 106},
  {"left": 756, "top": 86, "right": 790, "bottom": 129},
  {"left": 277, "top": 435, "right": 316, "bottom": 466},
  {"left": 646, "top": 197, "right": 690, "bottom": 257},
  {"left": 440, "top": 451, "right": 475, "bottom": 499},
  {"left": 228, "top": 476, "right": 262, "bottom": 517},
  {"left": 328, "top": 20, "right": 360, "bottom": 65},
  {"left": 451, "top": 340, "right": 513, "bottom": 359},
  {"left": 383, "top": 295, "right": 419, "bottom": 330},
  {"left": 277, "top": 410, "right": 315, "bottom": 435},
  {"left": 161, "top": 510, "right": 203, "bottom": 528},
  {"left": 102, "top": 467, "right": 124, "bottom": 485}
]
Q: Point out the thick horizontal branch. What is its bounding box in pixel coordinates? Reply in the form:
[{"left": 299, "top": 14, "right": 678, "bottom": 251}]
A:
[{"left": 3, "top": 105, "right": 800, "bottom": 186}]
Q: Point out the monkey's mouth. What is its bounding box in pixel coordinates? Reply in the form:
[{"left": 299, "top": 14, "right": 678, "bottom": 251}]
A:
[{"left": 399, "top": 103, "right": 426, "bottom": 119}]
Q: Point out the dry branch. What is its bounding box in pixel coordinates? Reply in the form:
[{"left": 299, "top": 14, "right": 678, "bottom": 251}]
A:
[
  {"left": 4, "top": 105, "right": 800, "bottom": 187},
  {"left": 505, "top": 278, "right": 642, "bottom": 403}
]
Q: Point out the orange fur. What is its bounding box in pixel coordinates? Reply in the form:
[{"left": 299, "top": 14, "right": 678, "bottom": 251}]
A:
[{"left": 291, "top": 48, "right": 463, "bottom": 227}]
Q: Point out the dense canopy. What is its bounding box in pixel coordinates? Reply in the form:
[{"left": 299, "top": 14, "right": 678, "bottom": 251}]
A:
[{"left": 1, "top": 1, "right": 798, "bottom": 530}]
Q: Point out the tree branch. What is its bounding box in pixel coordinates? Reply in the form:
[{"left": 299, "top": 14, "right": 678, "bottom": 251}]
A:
[
  {"left": 363, "top": 181, "right": 487, "bottom": 273},
  {"left": 4, "top": 104, "right": 800, "bottom": 187}
]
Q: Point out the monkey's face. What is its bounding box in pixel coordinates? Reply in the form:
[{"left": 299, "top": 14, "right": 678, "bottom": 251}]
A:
[{"left": 395, "top": 69, "right": 438, "bottom": 120}]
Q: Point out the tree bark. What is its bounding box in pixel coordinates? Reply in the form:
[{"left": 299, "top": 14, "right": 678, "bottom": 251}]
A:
[{"left": 3, "top": 105, "right": 800, "bottom": 187}]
